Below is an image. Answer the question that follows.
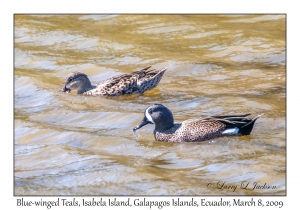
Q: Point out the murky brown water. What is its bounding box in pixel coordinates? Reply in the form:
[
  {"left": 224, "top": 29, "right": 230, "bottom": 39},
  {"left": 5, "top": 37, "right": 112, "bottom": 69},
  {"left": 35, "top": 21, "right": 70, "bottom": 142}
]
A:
[{"left": 14, "top": 14, "right": 286, "bottom": 195}]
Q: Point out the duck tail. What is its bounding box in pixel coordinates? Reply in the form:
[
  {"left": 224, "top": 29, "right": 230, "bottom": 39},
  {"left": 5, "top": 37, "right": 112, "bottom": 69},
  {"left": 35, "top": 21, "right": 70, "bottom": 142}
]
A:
[
  {"left": 156, "top": 67, "right": 168, "bottom": 75},
  {"left": 238, "top": 114, "right": 262, "bottom": 135}
]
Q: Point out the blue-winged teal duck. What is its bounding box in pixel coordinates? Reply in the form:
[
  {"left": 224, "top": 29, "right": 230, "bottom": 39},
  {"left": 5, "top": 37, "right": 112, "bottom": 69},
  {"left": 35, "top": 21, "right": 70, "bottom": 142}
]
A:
[
  {"left": 133, "top": 104, "right": 260, "bottom": 142},
  {"left": 60, "top": 66, "right": 167, "bottom": 96}
]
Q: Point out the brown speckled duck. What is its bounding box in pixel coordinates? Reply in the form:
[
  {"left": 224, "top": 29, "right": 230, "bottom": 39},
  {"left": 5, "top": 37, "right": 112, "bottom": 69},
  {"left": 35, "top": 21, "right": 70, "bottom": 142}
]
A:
[
  {"left": 60, "top": 66, "right": 167, "bottom": 96},
  {"left": 133, "top": 104, "right": 260, "bottom": 142}
]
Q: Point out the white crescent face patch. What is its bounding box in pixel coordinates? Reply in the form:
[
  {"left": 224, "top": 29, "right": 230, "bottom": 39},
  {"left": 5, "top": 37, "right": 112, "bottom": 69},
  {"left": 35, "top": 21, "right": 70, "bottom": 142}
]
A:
[{"left": 145, "top": 107, "right": 154, "bottom": 123}]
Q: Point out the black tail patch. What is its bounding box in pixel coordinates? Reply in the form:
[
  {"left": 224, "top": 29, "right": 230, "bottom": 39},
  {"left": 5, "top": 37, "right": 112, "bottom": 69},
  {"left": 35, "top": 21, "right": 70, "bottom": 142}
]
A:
[{"left": 238, "top": 117, "right": 259, "bottom": 135}]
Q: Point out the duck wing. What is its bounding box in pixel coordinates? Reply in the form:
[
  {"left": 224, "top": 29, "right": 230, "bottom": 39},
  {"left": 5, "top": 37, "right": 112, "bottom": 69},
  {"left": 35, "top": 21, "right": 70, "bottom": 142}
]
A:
[
  {"left": 200, "top": 114, "right": 260, "bottom": 135},
  {"left": 97, "top": 66, "right": 154, "bottom": 95},
  {"left": 100, "top": 66, "right": 150, "bottom": 87}
]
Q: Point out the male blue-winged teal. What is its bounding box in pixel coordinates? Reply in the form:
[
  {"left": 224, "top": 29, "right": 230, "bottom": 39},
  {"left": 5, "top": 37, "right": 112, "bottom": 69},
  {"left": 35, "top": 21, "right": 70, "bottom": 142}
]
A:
[
  {"left": 60, "top": 66, "right": 167, "bottom": 96},
  {"left": 133, "top": 104, "right": 260, "bottom": 142}
]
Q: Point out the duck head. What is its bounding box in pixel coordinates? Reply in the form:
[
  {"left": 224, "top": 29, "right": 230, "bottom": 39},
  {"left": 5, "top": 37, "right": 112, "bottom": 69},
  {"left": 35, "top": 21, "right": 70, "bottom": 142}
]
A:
[
  {"left": 133, "top": 104, "right": 174, "bottom": 132},
  {"left": 60, "top": 72, "right": 92, "bottom": 94}
]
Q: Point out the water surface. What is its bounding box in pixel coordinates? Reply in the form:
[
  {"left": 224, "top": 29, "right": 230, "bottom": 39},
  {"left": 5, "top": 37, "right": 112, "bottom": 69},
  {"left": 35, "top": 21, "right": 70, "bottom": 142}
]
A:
[{"left": 14, "top": 14, "right": 286, "bottom": 195}]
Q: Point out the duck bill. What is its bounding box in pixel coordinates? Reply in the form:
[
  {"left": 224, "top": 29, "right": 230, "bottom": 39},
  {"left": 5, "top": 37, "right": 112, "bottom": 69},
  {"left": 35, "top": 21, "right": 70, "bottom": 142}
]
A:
[
  {"left": 59, "top": 85, "right": 71, "bottom": 93},
  {"left": 133, "top": 116, "right": 153, "bottom": 132}
]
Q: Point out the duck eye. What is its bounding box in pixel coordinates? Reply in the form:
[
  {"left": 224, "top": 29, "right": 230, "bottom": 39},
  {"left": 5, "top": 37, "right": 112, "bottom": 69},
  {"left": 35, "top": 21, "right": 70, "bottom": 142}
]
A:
[
  {"left": 148, "top": 108, "right": 153, "bottom": 114},
  {"left": 69, "top": 78, "right": 73, "bottom": 82}
]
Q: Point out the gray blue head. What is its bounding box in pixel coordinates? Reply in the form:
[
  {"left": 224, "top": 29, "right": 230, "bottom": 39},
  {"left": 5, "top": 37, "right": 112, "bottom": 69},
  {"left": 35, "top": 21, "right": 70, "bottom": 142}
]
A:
[{"left": 133, "top": 104, "right": 174, "bottom": 132}]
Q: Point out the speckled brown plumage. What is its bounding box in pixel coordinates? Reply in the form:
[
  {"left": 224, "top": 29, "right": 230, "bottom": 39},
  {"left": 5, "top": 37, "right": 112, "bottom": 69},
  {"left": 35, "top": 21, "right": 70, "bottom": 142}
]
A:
[
  {"left": 154, "top": 119, "right": 227, "bottom": 142},
  {"left": 60, "top": 66, "right": 167, "bottom": 96},
  {"left": 133, "top": 104, "right": 260, "bottom": 142}
]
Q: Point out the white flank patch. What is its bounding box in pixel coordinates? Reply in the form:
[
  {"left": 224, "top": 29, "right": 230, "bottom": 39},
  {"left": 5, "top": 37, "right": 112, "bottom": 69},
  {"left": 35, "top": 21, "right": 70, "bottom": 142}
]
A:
[
  {"left": 222, "top": 127, "right": 239, "bottom": 135},
  {"left": 145, "top": 107, "right": 154, "bottom": 123}
]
